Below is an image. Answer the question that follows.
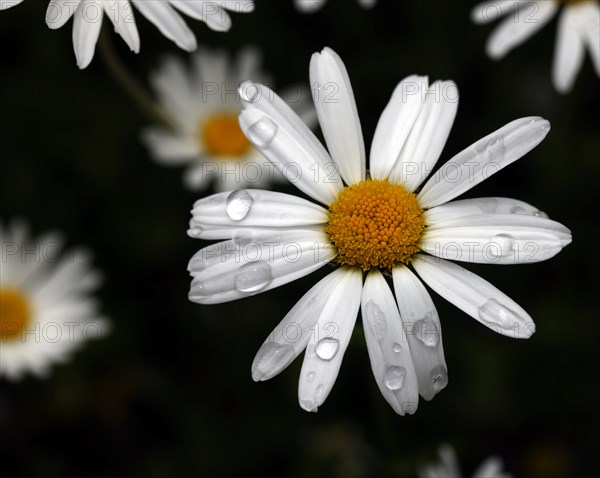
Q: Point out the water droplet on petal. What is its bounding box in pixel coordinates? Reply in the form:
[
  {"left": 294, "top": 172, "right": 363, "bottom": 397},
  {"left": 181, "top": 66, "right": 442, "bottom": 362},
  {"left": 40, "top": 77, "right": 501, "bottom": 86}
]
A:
[
  {"left": 415, "top": 315, "right": 440, "bottom": 347},
  {"left": 187, "top": 227, "right": 203, "bottom": 238},
  {"left": 300, "top": 399, "right": 319, "bottom": 413},
  {"left": 226, "top": 189, "right": 254, "bottom": 221},
  {"left": 240, "top": 81, "right": 260, "bottom": 102},
  {"left": 431, "top": 365, "right": 448, "bottom": 392},
  {"left": 392, "top": 343, "right": 402, "bottom": 353},
  {"left": 488, "top": 233, "right": 514, "bottom": 258},
  {"left": 486, "top": 136, "right": 506, "bottom": 161},
  {"left": 247, "top": 117, "right": 278, "bottom": 148},
  {"left": 534, "top": 210, "right": 549, "bottom": 219},
  {"left": 306, "top": 372, "right": 315, "bottom": 383},
  {"left": 252, "top": 342, "right": 294, "bottom": 381},
  {"left": 234, "top": 262, "right": 272, "bottom": 293},
  {"left": 478, "top": 298, "right": 524, "bottom": 333},
  {"left": 315, "top": 337, "right": 339, "bottom": 361},
  {"left": 384, "top": 366, "right": 407, "bottom": 391},
  {"left": 510, "top": 206, "right": 527, "bottom": 215},
  {"left": 477, "top": 198, "right": 499, "bottom": 213},
  {"left": 315, "top": 385, "right": 325, "bottom": 401},
  {"left": 364, "top": 300, "right": 386, "bottom": 341}
]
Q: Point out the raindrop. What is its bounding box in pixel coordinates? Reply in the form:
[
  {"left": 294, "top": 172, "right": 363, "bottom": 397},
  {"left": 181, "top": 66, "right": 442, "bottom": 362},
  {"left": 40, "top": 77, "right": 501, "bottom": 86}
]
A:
[
  {"left": 534, "top": 210, "right": 549, "bottom": 219},
  {"left": 306, "top": 372, "right": 316, "bottom": 383},
  {"left": 187, "top": 227, "right": 203, "bottom": 238},
  {"left": 431, "top": 365, "right": 448, "bottom": 392},
  {"left": 364, "top": 300, "right": 386, "bottom": 341},
  {"left": 234, "top": 262, "right": 272, "bottom": 293},
  {"left": 478, "top": 298, "right": 523, "bottom": 332},
  {"left": 392, "top": 343, "right": 402, "bottom": 353},
  {"left": 510, "top": 206, "right": 527, "bottom": 215},
  {"left": 488, "top": 233, "right": 515, "bottom": 258},
  {"left": 486, "top": 136, "right": 506, "bottom": 161},
  {"left": 383, "top": 366, "right": 407, "bottom": 391},
  {"left": 252, "top": 342, "right": 294, "bottom": 381},
  {"left": 226, "top": 189, "right": 254, "bottom": 221},
  {"left": 247, "top": 117, "right": 278, "bottom": 148},
  {"left": 315, "top": 337, "right": 339, "bottom": 361},
  {"left": 415, "top": 315, "right": 440, "bottom": 347}
]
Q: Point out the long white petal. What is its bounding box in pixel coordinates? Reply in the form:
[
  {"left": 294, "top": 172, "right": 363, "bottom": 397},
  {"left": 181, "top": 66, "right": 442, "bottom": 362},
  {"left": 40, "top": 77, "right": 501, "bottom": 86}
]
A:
[
  {"left": 392, "top": 265, "right": 448, "bottom": 401},
  {"left": 102, "top": 1, "right": 139, "bottom": 53},
  {"left": 388, "top": 80, "right": 459, "bottom": 191},
  {"left": 412, "top": 254, "right": 535, "bottom": 339},
  {"left": 424, "top": 196, "right": 548, "bottom": 223},
  {"left": 252, "top": 269, "right": 346, "bottom": 381},
  {"left": 188, "top": 229, "right": 335, "bottom": 304},
  {"left": 486, "top": 1, "right": 558, "bottom": 59},
  {"left": 362, "top": 269, "right": 419, "bottom": 415},
  {"left": 294, "top": 0, "right": 325, "bottom": 13},
  {"left": 46, "top": 0, "right": 81, "bottom": 29},
  {"left": 0, "top": 0, "right": 24, "bottom": 10},
  {"left": 188, "top": 189, "right": 329, "bottom": 240},
  {"left": 72, "top": 0, "right": 103, "bottom": 69},
  {"left": 239, "top": 107, "right": 342, "bottom": 205},
  {"left": 581, "top": 2, "right": 600, "bottom": 75},
  {"left": 298, "top": 267, "right": 362, "bottom": 412},
  {"left": 310, "top": 47, "right": 366, "bottom": 185},
  {"left": 471, "top": 0, "right": 529, "bottom": 24},
  {"left": 132, "top": 0, "right": 196, "bottom": 51},
  {"left": 369, "top": 75, "right": 428, "bottom": 180},
  {"left": 420, "top": 213, "right": 572, "bottom": 264},
  {"left": 553, "top": 4, "right": 587, "bottom": 93},
  {"left": 418, "top": 117, "right": 550, "bottom": 209},
  {"left": 170, "top": 0, "right": 231, "bottom": 32}
]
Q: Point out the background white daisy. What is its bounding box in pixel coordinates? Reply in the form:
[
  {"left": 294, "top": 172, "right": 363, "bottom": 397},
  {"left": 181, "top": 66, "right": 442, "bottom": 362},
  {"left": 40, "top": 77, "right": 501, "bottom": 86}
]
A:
[
  {"left": 0, "top": 220, "right": 109, "bottom": 380},
  {"left": 419, "top": 444, "right": 513, "bottom": 478},
  {"left": 141, "top": 46, "right": 317, "bottom": 191},
  {"left": 472, "top": 0, "right": 600, "bottom": 92}
]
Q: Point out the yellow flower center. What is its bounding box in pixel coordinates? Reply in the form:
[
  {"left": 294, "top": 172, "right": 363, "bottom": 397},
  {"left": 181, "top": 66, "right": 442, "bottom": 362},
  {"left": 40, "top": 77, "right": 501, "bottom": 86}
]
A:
[
  {"left": 0, "top": 288, "right": 31, "bottom": 341},
  {"left": 326, "top": 180, "right": 425, "bottom": 271},
  {"left": 199, "top": 112, "right": 251, "bottom": 157}
]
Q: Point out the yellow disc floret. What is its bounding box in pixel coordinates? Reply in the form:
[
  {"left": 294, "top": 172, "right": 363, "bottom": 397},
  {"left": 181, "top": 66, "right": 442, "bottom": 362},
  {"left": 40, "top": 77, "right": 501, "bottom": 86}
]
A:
[
  {"left": 0, "top": 288, "right": 31, "bottom": 341},
  {"left": 199, "top": 112, "right": 251, "bottom": 157},
  {"left": 326, "top": 179, "right": 424, "bottom": 271}
]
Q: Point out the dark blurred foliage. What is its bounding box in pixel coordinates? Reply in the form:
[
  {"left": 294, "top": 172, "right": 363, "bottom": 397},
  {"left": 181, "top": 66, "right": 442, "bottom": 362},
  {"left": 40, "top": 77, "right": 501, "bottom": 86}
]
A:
[{"left": 1, "top": 0, "right": 599, "bottom": 476}]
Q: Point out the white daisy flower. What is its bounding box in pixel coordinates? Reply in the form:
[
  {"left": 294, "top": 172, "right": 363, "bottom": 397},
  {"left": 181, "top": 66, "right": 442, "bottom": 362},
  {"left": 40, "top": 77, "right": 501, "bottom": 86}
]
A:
[
  {"left": 0, "top": 220, "right": 109, "bottom": 381},
  {"left": 419, "top": 444, "right": 512, "bottom": 478},
  {"left": 472, "top": 0, "right": 600, "bottom": 93},
  {"left": 0, "top": 0, "right": 254, "bottom": 69},
  {"left": 294, "top": 0, "right": 376, "bottom": 13},
  {"left": 187, "top": 47, "right": 571, "bottom": 413},
  {"left": 142, "top": 46, "right": 317, "bottom": 191}
]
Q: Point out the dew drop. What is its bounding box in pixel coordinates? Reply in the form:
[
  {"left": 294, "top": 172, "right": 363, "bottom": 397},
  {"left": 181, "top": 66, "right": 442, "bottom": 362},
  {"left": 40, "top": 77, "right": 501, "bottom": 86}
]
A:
[
  {"left": 364, "top": 300, "right": 387, "bottom": 341},
  {"left": 234, "top": 262, "right": 272, "bottom": 293},
  {"left": 488, "top": 233, "right": 515, "bottom": 258},
  {"left": 307, "top": 372, "right": 316, "bottom": 383},
  {"left": 187, "top": 227, "right": 203, "bottom": 238},
  {"left": 477, "top": 197, "right": 499, "bottom": 213},
  {"left": 247, "top": 117, "right": 278, "bottom": 148},
  {"left": 431, "top": 365, "right": 448, "bottom": 392},
  {"left": 486, "top": 136, "right": 506, "bottom": 160},
  {"left": 392, "top": 343, "right": 402, "bottom": 353},
  {"left": 415, "top": 315, "right": 440, "bottom": 347},
  {"left": 383, "top": 366, "right": 407, "bottom": 391},
  {"left": 240, "top": 81, "right": 260, "bottom": 102},
  {"left": 226, "top": 189, "right": 254, "bottom": 221},
  {"left": 534, "top": 210, "right": 549, "bottom": 219},
  {"left": 315, "top": 337, "right": 339, "bottom": 361},
  {"left": 315, "top": 385, "right": 325, "bottom": 401},
  {"left": 510, "top": 206, "right": 527, "bottom": 215},
  {"left": 252, "top": 342, "right": 294, "bottom": 381},
  {"left": 478, "top": 298, "right": 523, "bottom": 332}
]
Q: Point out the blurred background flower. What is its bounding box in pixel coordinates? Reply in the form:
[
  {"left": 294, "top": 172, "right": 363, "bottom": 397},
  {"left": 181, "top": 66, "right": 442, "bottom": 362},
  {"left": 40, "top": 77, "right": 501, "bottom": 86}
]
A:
[
  {"left": 0, "top": 0, "right": 598, "bottom": 476},
  {"left": 419, "top": 444, "right": 512, "bottom": 478},
  {"left": 295, "top": 0, "right": 376, "bottom": 13}
]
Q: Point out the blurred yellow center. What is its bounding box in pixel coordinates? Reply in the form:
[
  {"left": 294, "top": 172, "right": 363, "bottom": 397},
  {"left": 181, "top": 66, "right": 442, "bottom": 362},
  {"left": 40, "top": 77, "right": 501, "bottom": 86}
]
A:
[
  {"left": 326, "top": 180, "right": 424, "bottom": 271},
  {"left": 0, "top": 288, "right": 31, "bottom": 341},
  {"left": 199, "top": 113, "right": 251, "bottom": 157}
]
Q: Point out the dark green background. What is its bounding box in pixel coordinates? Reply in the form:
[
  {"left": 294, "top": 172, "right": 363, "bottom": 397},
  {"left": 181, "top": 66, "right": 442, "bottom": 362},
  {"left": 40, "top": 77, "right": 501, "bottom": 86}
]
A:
[{"left": 1, "top": 0, "right": 598, "bottom": 476}]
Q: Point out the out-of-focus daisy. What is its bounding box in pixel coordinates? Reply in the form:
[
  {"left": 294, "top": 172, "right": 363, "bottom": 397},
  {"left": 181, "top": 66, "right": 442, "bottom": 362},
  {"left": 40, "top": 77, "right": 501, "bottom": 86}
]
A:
[
  {"left": 0, "top": 0, "right": 254, "bottom": 69},
  {"left": 472, "top": 0, "right": 600, "bottom": 93},
  {"left": 294, "top": 0, "right": 376, "bottom": 13},
  {"left": 419, "top": 444, "right": 512, "bottom": 478},
  {"left": 142, "top": 46, "right": 316, "bottom": 191},
  {"left": 187, "top": 47, "right": 571, "bottom": 413},
  {"left": 0, "top": 220, "right": 109, "bottom": 380}
]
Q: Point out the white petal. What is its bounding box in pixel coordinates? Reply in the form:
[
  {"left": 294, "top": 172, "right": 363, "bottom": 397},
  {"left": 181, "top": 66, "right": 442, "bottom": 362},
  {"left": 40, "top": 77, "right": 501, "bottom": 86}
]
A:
[
  {"left": 473, "top": 457, "right": 510, "bottom": 478},
  {"left": 369, "top": 75, "right": 428, "bottom": 180},
  {"left": 298, "top": 267, "right": 362, "bottom": 412},
  {"left": 418, "top": 117, "right": 551, "bottom": 209},
  {"left": 392, "top": 266, "right": 448, "bottom": 401},
  {"left": 357, "top": 0, "right": 376, "bottom": 8},
  {"left": 132, "top": 0, "right": 196, "bottom": 51},
  {"left": 189, "top": 189, "right": 329, "bottom": 240},
  {"left": 310, "top": 47, "right": 366, "bottom": 185},
  {"left": 412, "top": 254, "right": 535, "bottom": 338},
  {"left": 170, "top": 0, "right": 231, "bottom": 32},
  {"left": 188, "top": 229, "right": 335, "bottom": 304},
  {"left": 420, "top": 213, "right": 572, "bottom": 264},
  {"left": 103, "top": 1, "right": 139, "bottom": 53},
  {"left": 141, "top": 128, "right": 199, "bottom": 163},
  {"left": 471, "top": 0, "right": 528, "bottom": 24},
  {"left": 0, "top": 0, "right": 24, "bottom": 10},
  {"left": 72, "top": 0, "right": 103, "bottom": 69},
  {"left": 362, "top": 269, "right": 419, "bottom": 415},
  {"left": 46, "top": 0, "right": 81, "bottom": 29},
  {"left": 388, "top": 80, "right": 459, "bottom": 191},
  {"left": 581, "top": 2, "right": 600, "bottom": 75},
  {"left": 252, "top": 268, "right": 346, "bottom": 381},
  {"left": 486, "top": 1, "right": 558, "bottom": 59},
  {"left": 209, "top": 1, "right": 254, "bottom": 12},
  {"left": 424, "top": 196, "right": 547, "bottom": 223},
  {"left": 294, "top": 0, "right": 325, "bottom": 13},
  {"left": 239, "top": 106, "right": 342, "bottom": 205},
  {"left": 553, "top": 5, "right": 587, "bottom": 93}
]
